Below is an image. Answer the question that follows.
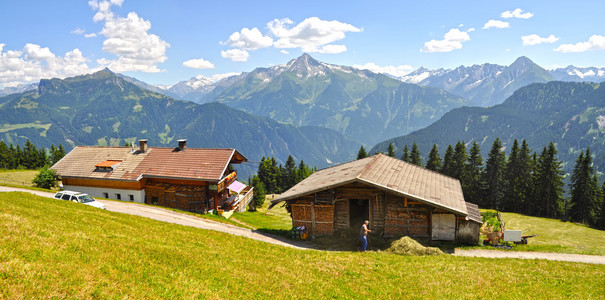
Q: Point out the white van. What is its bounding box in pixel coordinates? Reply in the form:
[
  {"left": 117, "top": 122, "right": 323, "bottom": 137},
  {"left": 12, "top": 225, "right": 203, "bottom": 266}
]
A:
[{"left": 54, "top": 191, "right": 106, "bottom": 210}]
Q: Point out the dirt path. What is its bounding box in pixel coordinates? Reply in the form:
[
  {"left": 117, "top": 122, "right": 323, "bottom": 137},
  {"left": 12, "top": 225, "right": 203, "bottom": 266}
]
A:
[
  {"left": 0, "top": 187, "right": 311, "bottom": 250},
  {"left": 454, "top": 249, "right": 605, "bottom": 264}
]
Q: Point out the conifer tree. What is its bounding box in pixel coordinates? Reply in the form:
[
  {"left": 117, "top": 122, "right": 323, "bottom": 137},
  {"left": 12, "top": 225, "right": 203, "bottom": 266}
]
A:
[
  {"left": 425, "top": 144, "right": 442, "bottom": 171},
  {"left": 250, "top": 175, "right": 266, "bottom": 211},
  {"left": 598, "top": 181, "right": 605, "bottom": 228},
  {"left": 297, "top": 160, "right": 313, "bottom": 182},
  {"left": 534, "top": 142, "right": 565, "bottom": 218},
  {"left": 410, "top": 143, "right": 422, "bottom": 166},
  {"left": 569, "top": 148, "right": 599, "bottom": 224},
  {"left": 503, "top": 139, "right": 521, "bottom": 212},
  {"left": 387, "top": 142, "right": 396, "bottom": 158},
  {"left": 451, "top": 141, "right": 467, "bottom": 180},
  {"left": 401, "top": 145, "right": 410, "bottom": 162},
  {"left": 0, "top": 141, "right": 9, "bottom": 169},
  {"left": 464, "top": 141, "right": 484, "bottom": 206},
  {"left": 482, "top": 138, "right": 506, "bottom": 209},
  {"left": 357, "top": 146, "right": 368, "bottom": 160},
  {"left": 284, "top": 155, "right": 297, "bottom": 191},
  {"left": 441, "top": 145, "right": 455, "bottom": 177}
]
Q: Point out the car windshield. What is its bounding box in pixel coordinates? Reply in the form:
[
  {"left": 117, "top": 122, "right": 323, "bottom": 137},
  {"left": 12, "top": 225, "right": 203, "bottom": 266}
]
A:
[{"left": 78, "top": 195, "right": 95, "bottom": 203}]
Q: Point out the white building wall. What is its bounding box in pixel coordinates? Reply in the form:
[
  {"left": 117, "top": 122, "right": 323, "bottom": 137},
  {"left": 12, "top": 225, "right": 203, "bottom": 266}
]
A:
[{"left": 63, "top": 185, "right": 146, "bottom": 203}]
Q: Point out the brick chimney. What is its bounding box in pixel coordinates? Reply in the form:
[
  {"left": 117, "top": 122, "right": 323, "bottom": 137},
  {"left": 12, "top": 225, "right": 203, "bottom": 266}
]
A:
[
  {"left": 139, "top": 139, "right": 148, "bottom": 153},
  {"left": 178, "top": 139, "right": 187, "bottom": 151}
]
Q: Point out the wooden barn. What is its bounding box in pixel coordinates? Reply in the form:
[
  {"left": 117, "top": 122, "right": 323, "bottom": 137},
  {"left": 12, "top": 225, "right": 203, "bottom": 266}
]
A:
[
  {"left": 51, "top": 139, "right": 253, "bottom": 213},
  {"left": 270, "top": 154, "right": 482, "bottom": 244}
]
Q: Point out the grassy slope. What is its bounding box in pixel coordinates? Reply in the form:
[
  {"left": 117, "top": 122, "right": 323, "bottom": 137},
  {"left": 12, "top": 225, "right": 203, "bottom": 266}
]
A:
[
  {"left": 1, "top": 192, "right": 604, "bottom": 299},
  {"left": 0, "top": 169, "right": 39, "bottom": 187},
  {"left": 497, "top": 211, "right": 605, "bottom": 255}
]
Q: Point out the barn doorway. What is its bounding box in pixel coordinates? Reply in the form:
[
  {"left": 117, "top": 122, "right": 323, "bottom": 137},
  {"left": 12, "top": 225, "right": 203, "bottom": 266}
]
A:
[{"left": 349, "top": 198, "right": 369, "bottom": 231}]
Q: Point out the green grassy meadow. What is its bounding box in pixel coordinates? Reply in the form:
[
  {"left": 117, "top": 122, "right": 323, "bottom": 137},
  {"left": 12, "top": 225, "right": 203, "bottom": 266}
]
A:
[
  {"left": 493, "top": 211, "right": 605, "bottom": 255},
  {"left": 1, "top": 192, "right": 604, "bottom": 299},
  {"left": 0, "top": 169, "right": 39, "bottom": 187}
]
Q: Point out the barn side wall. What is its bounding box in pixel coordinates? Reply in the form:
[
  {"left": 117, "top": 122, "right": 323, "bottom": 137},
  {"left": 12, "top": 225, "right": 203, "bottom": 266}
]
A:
[
  {"left": 457, "top": 220, "right": 481, "bottom": 245},
  {"left": 384, "top": 194, "right": 430, "bottom": 238}
]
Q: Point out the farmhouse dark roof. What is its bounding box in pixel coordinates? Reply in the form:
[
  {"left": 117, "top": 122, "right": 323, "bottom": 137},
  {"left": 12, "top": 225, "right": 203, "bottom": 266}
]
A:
[
  {"left": 51, "top": 146, "right": 247, "bottom": 182},
  {"left": 271, "top": 154, "right": 471, "bottom": 216}
]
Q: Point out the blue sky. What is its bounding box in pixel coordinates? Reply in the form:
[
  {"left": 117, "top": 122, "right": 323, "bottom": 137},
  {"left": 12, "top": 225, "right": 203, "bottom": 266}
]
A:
[{"left": 1, "top": 0, "right": 604, "bottom": 87}]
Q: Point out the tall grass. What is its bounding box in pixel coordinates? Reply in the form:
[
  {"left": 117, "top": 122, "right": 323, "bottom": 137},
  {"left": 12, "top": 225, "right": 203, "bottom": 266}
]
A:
[{"left": 1, "top": 192, "right": 604, "bottom": 299}]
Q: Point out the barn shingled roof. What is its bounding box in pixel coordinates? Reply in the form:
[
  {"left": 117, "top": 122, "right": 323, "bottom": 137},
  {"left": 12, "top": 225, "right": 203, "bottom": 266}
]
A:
[{"left": 271, "top": 154, "right": 472, "bottom": 217}]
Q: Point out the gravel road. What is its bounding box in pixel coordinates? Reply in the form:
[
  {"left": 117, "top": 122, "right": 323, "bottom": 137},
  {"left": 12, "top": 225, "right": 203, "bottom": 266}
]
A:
[{"left": 454, "top": 249, "right": 605, "bottom": 264}]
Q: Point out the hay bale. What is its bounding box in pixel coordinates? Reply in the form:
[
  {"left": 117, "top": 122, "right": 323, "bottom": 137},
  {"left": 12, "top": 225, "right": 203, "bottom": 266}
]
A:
[{"left": 385, "top": 236, "right": 444, "bottom": 256}]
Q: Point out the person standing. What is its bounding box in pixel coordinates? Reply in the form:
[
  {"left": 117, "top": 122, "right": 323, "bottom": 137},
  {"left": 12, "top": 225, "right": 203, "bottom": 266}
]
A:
[{"left": 360, "top": 220, "right": 371, "bottom": 251}]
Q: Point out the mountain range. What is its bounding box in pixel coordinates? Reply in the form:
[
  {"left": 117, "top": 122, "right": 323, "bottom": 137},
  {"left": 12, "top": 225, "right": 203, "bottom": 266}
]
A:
[
  {"left": 371, "top": 80, "right": 605, "bottom": 174},
  {"left": 398, "top": 57, "right": 605, "bottom": 107},
  {"left": 198, "top": 54, "right": 468, "bottom": 145},
  {"left": 0, "top": 69, "right": 360, "bottom": 176}
]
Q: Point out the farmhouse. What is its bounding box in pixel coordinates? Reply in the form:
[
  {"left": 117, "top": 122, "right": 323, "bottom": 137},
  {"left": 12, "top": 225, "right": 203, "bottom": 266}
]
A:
[
  {"left": 51, "top": 139, "right": 253, "bottom": 213},
  {"left": 270, "top": 154, "right": 482, "bottom": 244}
]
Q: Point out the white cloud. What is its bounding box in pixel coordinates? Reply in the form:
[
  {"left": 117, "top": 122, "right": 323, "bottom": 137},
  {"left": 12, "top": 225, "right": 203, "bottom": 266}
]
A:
[
  {"left": 267, "top": 17, "right": 362, "bottom": 53},
  {"left": 221, "top": 49, "right": 249, "bottom": 62},
  {"left": 24, "top": 43, "right": 56, "bottom": 60},
  {"left": 210, "top": 72, "right": 241, "bottom": 82},
  {"left": 90, "top": 0, "right": 170, "bottom": 73},
  {"left": 182, "top": 58, "right": 215, "bottom": 69},
  {"left": 422, "top": 28, "right": 471, "bottom": 53},
  {"left": 223, "top": 27, "right": 273, "bottom": 50},
  {"left": 0, "top": 43, "right": 94, "bottom": 88},
  {"left": 554, "top": 35, "right": 605, "bottom": 53},
  {"left": 483, "top": 20, "right": 510, "bottom": 29},
  {"left": 84, "top": 33, "right": 98, "bottom": 38},
  {"left": 501, "top": 8, "right": 534, "bottom": 19},
  {"left": 280, "top": 50, "right": 289, "bottom": 54},
  {"left": 353, "top": 62, "right": 414, "bottom": 77},
  {"left": 71, "top": 27, "right": 86, "bottom": 35},
  {"left": 522, "top": 34, "right": 559, "bottom": 46},
  {"left": 317, "top": 44, "right": 347, "bottom": 54}
]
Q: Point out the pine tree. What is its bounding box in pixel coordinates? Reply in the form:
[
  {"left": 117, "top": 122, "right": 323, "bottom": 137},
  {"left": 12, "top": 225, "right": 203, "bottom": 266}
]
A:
[
  {"left": 283, "top": 155, "right": 297, "bottom": 191},
  {"left": 401, "top": 145, "right": 410, "bottom": 162},
  {"left": 598, "top": 181, "right": 605, "bottom": 228},
  {"left": 357, "top": 146, "right": 368, "bottom": 160},
  {"left": 0, "top": 141, "right": 9, "bottom": 169},
  {"left": 569, "top": 148, "right": 599, "bottom": 224},
  {"left": 297, "top": 160, "right": 313, "bottom": 182},
  {"left": 250, "top": 175, "right": 266, "bottom": 211},
  {"left": 502, "top": 139, "right": 521, "bottom": 212},
  {"left": 410, "top": 143, "right": 422, "bottom": 166},
  {"left": 425, "top": 144, "right": 442, "bottom": 171},
  {"left": 441, "top": 145, "right": 455, "bottom": 177},
  {"left": 534, "top": 142, "right": 565, "bottom": 218},
  {"left": 451, "top": 141, "right": 467, "bottom": 180},
  {"left": 387, "top": 142, "right": 396, "bottom": 158},
  {"left": 464, "top": 141, "right": 484, "bottom": 206},
  {"left": 482, "top": 138, "right": 506, "bottom": 209}
]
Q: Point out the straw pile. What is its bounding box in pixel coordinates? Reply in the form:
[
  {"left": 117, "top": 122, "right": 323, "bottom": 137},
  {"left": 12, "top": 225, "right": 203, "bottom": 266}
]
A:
[{"left": 385, "top": 236, "right": 444, "bottom": 256}]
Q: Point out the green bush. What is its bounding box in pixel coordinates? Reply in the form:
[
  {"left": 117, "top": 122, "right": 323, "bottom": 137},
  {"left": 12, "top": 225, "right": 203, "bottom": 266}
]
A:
[{"left": 32, "top": 167, "right": 59, "bottom": 190}]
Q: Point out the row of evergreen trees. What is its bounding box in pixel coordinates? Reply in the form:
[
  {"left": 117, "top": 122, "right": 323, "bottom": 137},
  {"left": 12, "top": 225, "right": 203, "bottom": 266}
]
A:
[
  {"left": 359, "top": 139, "right": 605, "bottom": 227},
  {"left": 0, "top": 140, "right": 66, "bottom": 170},
  {"left": 249, "top": 155, "right": 315, "bottom": 210}
]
